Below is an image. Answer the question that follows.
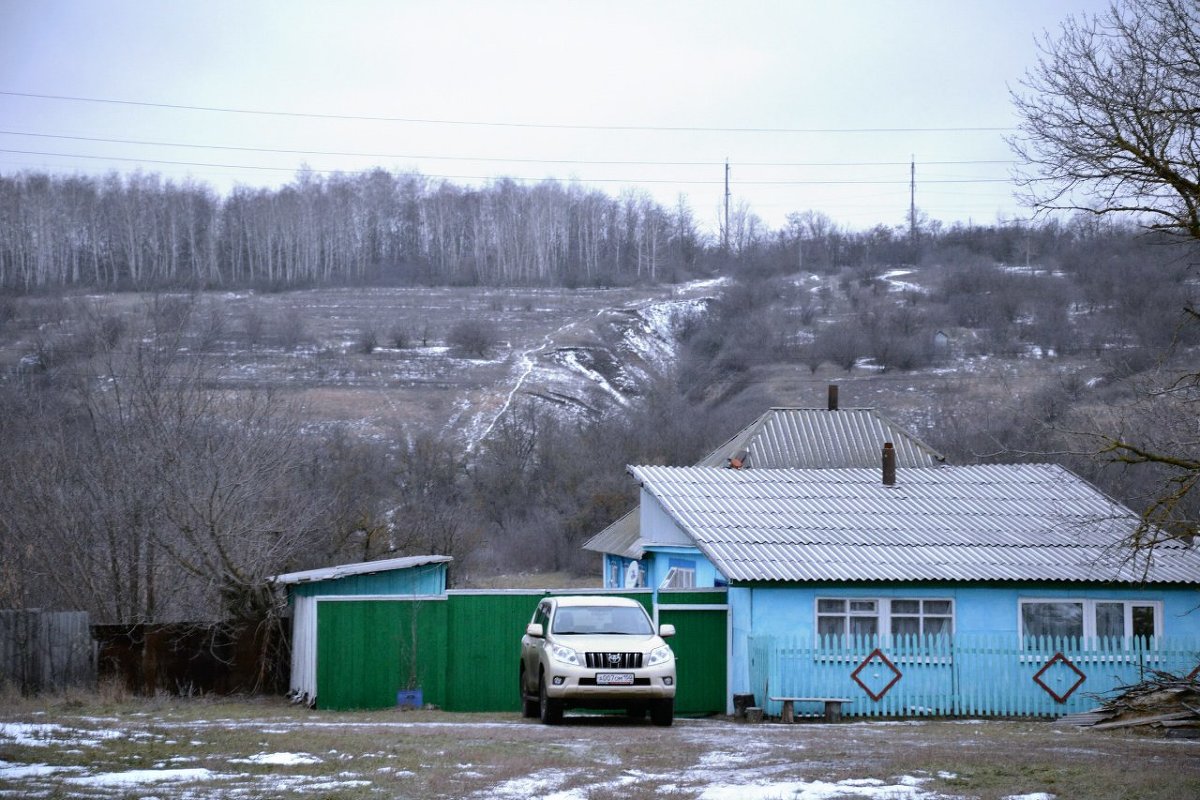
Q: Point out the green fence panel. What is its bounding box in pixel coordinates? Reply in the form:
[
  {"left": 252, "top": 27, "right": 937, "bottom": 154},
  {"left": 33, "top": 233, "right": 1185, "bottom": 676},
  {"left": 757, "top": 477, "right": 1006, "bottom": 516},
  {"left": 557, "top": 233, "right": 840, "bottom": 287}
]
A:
[
  {"left": 444, "top": 592, "right": 544, "bottom": 712},
  {"left": 314, "top": 589, "right": 725, "bottom": 714},
  {"left": 316, "top": 598, "right": 447, "bottom": 711}
]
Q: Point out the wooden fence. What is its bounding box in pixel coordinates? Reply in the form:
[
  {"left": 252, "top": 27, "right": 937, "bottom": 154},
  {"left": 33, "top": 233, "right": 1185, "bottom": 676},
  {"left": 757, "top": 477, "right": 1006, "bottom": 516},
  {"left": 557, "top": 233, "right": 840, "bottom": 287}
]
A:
[
  {"left": 749, "top": 633, "right": 1200, "bottom": 719},
  {"left": 0, "top": 610, "right": 95, "bottom": 693}
]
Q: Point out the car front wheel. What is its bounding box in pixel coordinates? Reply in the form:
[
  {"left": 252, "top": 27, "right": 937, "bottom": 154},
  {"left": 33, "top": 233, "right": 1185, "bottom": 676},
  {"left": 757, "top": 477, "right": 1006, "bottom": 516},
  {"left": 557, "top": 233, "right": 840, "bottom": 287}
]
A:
[
  {"left": 538, "top": 676, "right": 563, "bottom": 725},
  {"left": 650, "top": 698, "right": 673, "bottom": 727}
]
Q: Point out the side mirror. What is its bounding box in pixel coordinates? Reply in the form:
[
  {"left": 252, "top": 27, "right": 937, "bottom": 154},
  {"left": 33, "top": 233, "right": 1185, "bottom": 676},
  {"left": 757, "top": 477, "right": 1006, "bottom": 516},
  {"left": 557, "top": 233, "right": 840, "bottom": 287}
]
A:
[
  {"left": 525, "top": 623, "right": 544, "bottom": 638},
  {"left": 659, "top": 624, "right": 676, "bottom": 638}
]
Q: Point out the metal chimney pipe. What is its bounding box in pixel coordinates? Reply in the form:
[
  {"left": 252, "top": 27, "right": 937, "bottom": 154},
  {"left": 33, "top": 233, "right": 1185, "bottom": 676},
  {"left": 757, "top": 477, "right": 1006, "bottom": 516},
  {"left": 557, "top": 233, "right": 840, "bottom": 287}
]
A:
[
  {"left": 828, "top": 384, "right": 839, "bottom": 411},
  {"left": 882, "top": 442, "right": 896, "bottom": 486}
]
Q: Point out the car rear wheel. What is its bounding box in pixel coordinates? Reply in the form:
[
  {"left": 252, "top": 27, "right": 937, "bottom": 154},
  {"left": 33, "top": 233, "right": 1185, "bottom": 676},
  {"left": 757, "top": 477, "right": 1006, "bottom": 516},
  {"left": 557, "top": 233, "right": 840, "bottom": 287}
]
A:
[
  {"left": 650, "top": 698, "right": 673, "bottom": 727},
  {"left": 538, "top": 676, "right": 563, "bottom": 725}
]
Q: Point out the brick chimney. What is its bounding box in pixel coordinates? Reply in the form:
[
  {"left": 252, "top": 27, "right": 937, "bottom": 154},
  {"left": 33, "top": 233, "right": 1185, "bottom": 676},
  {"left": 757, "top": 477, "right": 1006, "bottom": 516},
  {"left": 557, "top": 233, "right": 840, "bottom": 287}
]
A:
[
  {"left": 828, "top": 384, "right": 839, "bottom": 411},
  {"left": 882, "top": 442, "right": 896, "bottom": 486}
]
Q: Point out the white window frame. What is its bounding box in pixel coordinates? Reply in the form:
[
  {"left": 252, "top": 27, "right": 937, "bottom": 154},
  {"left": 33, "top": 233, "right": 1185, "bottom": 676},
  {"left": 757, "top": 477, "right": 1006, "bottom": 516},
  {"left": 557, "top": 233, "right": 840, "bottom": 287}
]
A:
[
  {"left": 660, "top": 565, "right": 696, "bottom": 589},
  {"left": 815, "top": 596, "right": 955, "bottom": 642},
  {"left": 1018, "top": 598, "right": 1162, "bottom": 644}
]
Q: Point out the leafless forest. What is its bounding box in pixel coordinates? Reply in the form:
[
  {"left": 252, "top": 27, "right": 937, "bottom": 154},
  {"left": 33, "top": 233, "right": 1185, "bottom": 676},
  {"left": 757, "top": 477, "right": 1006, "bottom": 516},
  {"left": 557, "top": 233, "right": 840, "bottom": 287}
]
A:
[{"left": 1, "top": 162, "right": 1196, "bottom": 636}]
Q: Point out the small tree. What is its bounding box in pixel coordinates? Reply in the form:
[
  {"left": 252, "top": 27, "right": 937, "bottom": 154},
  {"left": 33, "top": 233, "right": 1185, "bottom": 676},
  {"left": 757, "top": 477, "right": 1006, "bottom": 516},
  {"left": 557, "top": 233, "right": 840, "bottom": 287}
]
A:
[{"left": 447, "top": 319, "right": 498, "bottom": 357}]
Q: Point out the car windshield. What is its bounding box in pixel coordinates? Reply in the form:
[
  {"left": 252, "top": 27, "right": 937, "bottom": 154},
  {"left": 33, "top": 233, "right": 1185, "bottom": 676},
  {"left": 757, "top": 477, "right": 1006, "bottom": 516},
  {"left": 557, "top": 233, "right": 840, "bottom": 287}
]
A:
[{"left": 552, "top": 605, "right": 654, "bottom": 635}]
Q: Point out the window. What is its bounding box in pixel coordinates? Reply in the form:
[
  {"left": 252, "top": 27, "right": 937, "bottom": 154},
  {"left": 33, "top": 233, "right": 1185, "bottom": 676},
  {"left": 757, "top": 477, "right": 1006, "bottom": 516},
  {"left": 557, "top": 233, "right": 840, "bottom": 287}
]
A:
[
  {"left": 1019, "top": 599, "right": 1160, "bottom": 643},
  {"left": 816, "top": 597, "right": 954, "bottom": 641},
  {"left": 660, "top": 566, "right": 695, "bottom": 589},
  {"left": 890, "top": 599, "right": 954, "bottom": 637}
]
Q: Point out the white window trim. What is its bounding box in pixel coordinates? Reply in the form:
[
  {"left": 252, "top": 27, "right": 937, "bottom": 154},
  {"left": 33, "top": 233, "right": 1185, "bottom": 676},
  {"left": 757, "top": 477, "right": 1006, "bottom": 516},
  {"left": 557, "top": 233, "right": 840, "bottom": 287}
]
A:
[
  {"left": 814, "top": 596, "right": 955, "bottom": 641},
  {"left": 1017, "top": 598, "right": 1162, "bottom": 643},
  {"left": 660, "top": 565, "right": 696, "bottom": 589}
]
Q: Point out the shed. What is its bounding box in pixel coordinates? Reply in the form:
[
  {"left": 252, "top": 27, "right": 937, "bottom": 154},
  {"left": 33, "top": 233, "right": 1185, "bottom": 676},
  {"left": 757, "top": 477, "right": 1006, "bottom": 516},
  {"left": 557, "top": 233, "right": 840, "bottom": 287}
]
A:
[{"left": 270, "top": 555, "right": 452, "bottom": 704}]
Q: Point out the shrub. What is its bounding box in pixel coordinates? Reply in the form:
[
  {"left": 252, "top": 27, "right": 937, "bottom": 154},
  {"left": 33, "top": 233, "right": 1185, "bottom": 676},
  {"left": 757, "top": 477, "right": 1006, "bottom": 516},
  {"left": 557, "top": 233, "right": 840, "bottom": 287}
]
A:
[{"left": 447, "top": 319, "right": 498, "bottom": 357}]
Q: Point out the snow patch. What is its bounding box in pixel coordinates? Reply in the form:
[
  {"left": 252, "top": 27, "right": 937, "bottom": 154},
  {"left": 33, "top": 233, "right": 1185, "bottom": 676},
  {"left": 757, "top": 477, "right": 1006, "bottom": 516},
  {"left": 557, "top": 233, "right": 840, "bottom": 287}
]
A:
[{"left": 233, "top": 751, "right": 323, "bottom": 765}]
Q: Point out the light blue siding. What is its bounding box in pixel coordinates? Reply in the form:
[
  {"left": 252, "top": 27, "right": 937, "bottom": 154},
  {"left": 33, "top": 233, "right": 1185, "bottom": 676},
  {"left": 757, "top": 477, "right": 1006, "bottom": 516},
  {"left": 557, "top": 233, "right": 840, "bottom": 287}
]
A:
[
  {"left": 642, "top": 546, "right": 721, "bottom": 589},
  {"left": 727, "top": 582, "right": 1200, "bottom": 716},
  {"left": 737, "top": 583, "right": 1200, "bottom": 642},
  {"left": 290, "top": 562, "right": 447, "bottom": 600}
]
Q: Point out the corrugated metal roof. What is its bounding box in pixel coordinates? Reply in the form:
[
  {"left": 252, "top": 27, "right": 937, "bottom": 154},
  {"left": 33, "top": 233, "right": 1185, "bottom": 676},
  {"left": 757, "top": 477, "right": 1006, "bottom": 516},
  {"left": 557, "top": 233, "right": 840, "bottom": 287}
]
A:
[
  {"left": 269, "top": 555, "right": 453, "bottom": 586},
  {"left": 697, "top": 408, "right": 945, "bottom": 469},
  {"left": 585, "top": 407, "right": 944, "bottom": 556},
  {"left": 581, "top": 509, "right": 643, "bottom": 558},
  {"left": 628, "top": 464, "right": 1200, "bottom": 584}
]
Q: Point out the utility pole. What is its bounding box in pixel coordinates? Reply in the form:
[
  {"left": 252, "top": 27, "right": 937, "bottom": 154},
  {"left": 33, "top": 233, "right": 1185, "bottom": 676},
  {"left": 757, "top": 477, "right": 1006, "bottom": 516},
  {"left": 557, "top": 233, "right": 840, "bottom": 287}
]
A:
[
  {"left": 723, "top": 159, "right": 731, "bottom": 253},
  {"left": 909, "top": 155, "right": 917, "bottom": 262}
]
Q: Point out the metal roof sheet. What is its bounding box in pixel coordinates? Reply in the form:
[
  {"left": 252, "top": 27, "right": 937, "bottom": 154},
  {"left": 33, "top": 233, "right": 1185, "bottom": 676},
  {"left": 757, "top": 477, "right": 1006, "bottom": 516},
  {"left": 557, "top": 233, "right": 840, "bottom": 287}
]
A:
[
  {"left": 628, "top": 464, "right": 1200, "bottom": 584},
  {"left": 586, "top": 407, "right": 944, "bottom": 556},
  {"left": 581, "top": 509, "right": 643, "bottom": 557},
  {"left": 269, "top": 555, "right": 453, "bottom": 586},
  {"left": 697, "top": 408, "right": 945, "bottom": 469}
]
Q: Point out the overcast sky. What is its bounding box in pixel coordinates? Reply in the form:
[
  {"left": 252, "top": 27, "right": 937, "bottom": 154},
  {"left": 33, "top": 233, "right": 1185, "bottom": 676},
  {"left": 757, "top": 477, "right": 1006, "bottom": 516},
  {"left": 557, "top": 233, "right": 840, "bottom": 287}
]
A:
[{"left": 0, "top": 0, "right": 1111, "bottom": 233}]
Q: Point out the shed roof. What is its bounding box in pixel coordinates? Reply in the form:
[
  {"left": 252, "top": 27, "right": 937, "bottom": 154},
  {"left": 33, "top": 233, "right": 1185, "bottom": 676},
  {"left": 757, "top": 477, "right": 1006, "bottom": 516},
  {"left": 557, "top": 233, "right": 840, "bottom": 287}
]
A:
[
  {"left": 269, "top": 555, "right": 452, "bottom": 586},
  {"left": 584, "top": 407, "right": 944, "bottom": 558},
  {"left": 627, "top": 464, "right": 1200, "bottom": 584}
]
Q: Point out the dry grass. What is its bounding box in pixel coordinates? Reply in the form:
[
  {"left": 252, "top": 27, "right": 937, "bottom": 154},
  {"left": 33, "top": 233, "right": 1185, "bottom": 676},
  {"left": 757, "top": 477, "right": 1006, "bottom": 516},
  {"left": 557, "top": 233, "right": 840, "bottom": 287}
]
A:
[{"left": 2, "top": 696, "right": 1198, "bottom": 799}]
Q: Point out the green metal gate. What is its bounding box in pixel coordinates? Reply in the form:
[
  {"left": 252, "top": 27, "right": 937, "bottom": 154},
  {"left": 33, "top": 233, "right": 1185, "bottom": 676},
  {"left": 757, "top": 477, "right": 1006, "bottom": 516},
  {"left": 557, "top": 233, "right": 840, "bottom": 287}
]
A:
[
  {"left": 657, "top": 590, "right": 728, "bottom": 715},
  {"left": 314, "top": 589, "right": 727, "bottom": 713}
]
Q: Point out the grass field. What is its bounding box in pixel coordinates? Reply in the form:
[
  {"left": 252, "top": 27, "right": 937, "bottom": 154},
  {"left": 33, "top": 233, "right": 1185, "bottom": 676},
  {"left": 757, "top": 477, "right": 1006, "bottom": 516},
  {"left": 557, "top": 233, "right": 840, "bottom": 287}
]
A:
[{"left": 2, "top": 695, "right": 1197, "bottom": 799}]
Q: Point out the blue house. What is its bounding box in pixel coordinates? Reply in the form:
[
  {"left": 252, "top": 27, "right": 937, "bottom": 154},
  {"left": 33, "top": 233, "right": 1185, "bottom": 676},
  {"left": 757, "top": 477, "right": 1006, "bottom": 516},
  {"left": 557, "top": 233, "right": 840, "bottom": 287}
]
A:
[
  {"left": 584, "top": 401, "right": 945, "bottom": 591},
  {"left": 626, "top": 461, "right": 1200, "bottom": 717}
]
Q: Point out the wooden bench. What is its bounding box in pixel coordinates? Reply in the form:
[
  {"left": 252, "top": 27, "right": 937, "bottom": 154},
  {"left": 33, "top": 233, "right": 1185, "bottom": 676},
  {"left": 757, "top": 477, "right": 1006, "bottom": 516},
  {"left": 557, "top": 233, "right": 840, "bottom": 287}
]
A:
[{"left": 769, "top": 696, "right": 852, "bottom": 723}]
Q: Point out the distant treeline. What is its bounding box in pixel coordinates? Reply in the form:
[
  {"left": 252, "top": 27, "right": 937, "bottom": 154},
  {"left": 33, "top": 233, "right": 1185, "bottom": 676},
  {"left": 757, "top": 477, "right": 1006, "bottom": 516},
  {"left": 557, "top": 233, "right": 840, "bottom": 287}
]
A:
[
  {"left": 0, "top": 166, "right": 1189, "bottom": 292},
  {"left": 0, "top": 169, "right": 707, "bottom": 290}
]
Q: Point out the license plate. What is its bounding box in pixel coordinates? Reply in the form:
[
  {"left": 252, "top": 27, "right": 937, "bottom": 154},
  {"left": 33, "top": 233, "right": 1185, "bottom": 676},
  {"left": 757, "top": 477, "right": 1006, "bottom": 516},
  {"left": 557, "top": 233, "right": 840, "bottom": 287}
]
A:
[{"left": 596, "top": 672, "right": 634, "bottom": 685}]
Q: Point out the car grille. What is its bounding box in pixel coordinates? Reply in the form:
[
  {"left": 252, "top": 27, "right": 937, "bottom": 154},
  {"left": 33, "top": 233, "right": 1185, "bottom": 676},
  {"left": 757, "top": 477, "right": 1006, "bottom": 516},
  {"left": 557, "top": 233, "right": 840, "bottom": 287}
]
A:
[{"left": 585, "top": 652, "right": 643, "bottom": 669}]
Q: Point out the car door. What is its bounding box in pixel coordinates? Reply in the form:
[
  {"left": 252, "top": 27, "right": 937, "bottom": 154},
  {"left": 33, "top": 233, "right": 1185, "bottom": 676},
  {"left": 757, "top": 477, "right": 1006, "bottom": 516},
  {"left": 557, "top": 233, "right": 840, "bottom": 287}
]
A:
[{"left": 522, "top": 601, "right": 552, "bottom": 692}]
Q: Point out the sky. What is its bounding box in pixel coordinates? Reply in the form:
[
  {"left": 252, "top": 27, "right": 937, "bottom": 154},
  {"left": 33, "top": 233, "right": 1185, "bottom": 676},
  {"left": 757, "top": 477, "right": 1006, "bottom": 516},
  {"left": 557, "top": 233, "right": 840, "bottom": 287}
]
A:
[{"left": 0, "top": 0, "right": 1112, "bottom": 234}]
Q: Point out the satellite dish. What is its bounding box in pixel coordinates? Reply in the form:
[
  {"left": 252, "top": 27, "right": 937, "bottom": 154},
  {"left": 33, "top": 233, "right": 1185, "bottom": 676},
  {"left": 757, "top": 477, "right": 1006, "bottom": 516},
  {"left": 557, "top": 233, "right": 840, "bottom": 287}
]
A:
[{"left": 625, "top": 561, "right": 641, "bottom": 588}]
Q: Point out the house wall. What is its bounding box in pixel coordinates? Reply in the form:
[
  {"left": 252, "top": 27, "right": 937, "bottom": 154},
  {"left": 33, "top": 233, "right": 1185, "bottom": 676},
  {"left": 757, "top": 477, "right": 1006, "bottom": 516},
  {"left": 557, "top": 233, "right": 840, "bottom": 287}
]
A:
[
  {"left": 727, "top": 581, "right": 1200, "bottom": 701},
  {"left": 639, "top": 488, "right": 695, "bottom": 547},
  {"left": 642, "top": 546, "right": 722, "bottom": 590}
]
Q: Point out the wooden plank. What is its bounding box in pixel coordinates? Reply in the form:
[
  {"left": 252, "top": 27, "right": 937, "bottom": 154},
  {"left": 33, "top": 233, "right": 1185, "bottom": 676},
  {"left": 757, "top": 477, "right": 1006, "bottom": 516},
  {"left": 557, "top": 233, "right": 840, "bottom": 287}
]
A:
[{"left": 1091, "top": 711, "right": 1196, "bottom": 730}]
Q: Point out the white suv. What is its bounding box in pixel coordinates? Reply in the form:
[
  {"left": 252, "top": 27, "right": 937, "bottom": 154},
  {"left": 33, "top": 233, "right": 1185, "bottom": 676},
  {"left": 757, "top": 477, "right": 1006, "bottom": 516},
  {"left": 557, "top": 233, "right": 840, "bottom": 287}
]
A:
[{"left": 519, "top": 595, "right": 676, "bottom": 725}]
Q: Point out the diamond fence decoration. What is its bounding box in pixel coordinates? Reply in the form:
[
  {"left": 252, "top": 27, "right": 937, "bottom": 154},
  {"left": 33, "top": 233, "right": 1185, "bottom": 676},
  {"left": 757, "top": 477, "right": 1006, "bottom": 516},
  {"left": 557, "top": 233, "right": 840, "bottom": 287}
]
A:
[
  {"left": 1032, "top": 652, "right": 1086, "bottom": 703},
  {"left": 851, "top": 647, "right": 903, "bottom": 702}
]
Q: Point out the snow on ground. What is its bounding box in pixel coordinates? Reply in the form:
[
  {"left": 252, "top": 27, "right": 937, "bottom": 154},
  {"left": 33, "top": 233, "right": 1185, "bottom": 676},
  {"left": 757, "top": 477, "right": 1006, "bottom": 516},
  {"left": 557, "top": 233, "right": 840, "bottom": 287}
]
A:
[
  {"left": 0, "top": 722, "right": 122, "bottom": 747},
  {"left": 880, "top": 269, "right": 928, "bottom": 294},
  {"left": 231, "top": 751, "right": 322, "bottom": 765},
  {"left": 0, "top": 717, "right": 1075, "bottom": 800},
  {"left": 65, "top": 767, "right": 216, "bottom": 786}
]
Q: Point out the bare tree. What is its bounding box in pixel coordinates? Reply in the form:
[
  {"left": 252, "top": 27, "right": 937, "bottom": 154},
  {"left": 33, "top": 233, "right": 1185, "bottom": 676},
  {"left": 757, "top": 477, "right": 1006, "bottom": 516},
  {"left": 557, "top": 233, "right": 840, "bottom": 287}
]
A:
[
  {"left": 1010, "top": 0, "right": 1200, "bottom": 238},
  {"left": 1011, "top": 0, "right": 1200, "bottom": 560}
]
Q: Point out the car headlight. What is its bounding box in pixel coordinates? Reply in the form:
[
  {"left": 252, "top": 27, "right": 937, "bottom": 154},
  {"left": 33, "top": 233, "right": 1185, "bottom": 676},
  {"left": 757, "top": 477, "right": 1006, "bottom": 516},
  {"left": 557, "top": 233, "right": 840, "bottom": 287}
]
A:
[
  {"left": 549, "top": 643, "right": 581, "bottom": 666},
  {"left": 646, "top": 644, "right": 673, "bottom": 667}
]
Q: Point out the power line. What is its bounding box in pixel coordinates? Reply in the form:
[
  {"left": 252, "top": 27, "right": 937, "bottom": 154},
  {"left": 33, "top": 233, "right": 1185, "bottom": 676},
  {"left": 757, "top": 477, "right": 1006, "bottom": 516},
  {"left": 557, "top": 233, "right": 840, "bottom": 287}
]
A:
[
  {"left": 0, "top": 90, "right": 1014, "bottom": 134},
  {"left": 0, "top": 148, "right": 1018, "bottom": 186},
  {"left": 0, "top": 129, "right": 1016, "bottom": 168}
]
